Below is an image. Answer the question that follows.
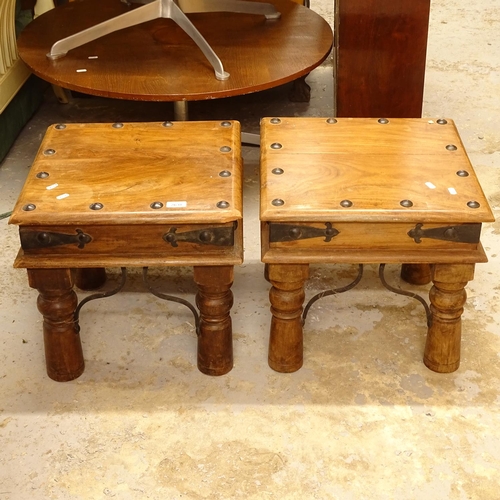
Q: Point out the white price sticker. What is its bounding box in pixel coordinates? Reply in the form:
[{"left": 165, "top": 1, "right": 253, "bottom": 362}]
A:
[{"left": 166, "top": 201, "right": 187, "bottom": 208}]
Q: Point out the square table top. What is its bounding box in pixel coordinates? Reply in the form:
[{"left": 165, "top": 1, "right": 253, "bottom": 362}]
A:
[
  {"left": 10, "top": 121, "right": 242, "bottom": 226},
  {"left": 260, "top": 117, "right": 494, "bottom": 224}
]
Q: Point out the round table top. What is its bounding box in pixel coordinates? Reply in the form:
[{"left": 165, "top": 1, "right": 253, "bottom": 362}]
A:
[{"left": 17, "top": 0, "right": 333, "bottom": 101}]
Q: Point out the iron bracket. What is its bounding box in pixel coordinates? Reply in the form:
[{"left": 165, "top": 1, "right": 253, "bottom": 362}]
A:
[
  {"left": 407, "top": 223, "right": 481, "bottom": 244},
  {"left": 20, "top": 229, "right": 92, "bottom": 250},
  {"left": 73, "top": 267, "right": 200, "bottom": 336},
  {"left": 379, "top": 264, "right": 432, "bottom": 327},
  {"left": 269, "top": 222, "right": 339, "bottom": 243},
  {"left": 163, "top": 223, "right": 235, "bottom": 248}
]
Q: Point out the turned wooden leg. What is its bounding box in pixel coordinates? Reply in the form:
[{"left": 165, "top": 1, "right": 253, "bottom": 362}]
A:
[
  {"left": 27, "top": 268, "right": 84, "bottom": 382},
  {"left": 194, "top": 266, "right": 234, "bottom": 376},
  {"left": 424, "top": 263, "right": 475, "bottom": 373},
  {"left": 401, "top": 264, "right": 432, "bottom": 285},
  {"left": 74, "top": 268, "right": 107, "bottom": 290},
  {"left": 267, "top": 264, "right": 309, "bottom": 373}
]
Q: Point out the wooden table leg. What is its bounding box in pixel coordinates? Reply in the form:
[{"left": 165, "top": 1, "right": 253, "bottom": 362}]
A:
[
  {"left": 267, "top": 263, "right": 309, "bottom": 373},
  {"left": 74, "top": 268, "right": 107, "bottom": 290},
  {"left": 424, "top": 263, "right": 475, "bottom": 373},
  {"left": 27, "top": 268, "right": 85, "bottom": 381},
  {"left": 194, "top": 266, "right": 234, "bottom": 376},
  {"left": 401, "top": 263, "right": 432, "bottom": 285}
]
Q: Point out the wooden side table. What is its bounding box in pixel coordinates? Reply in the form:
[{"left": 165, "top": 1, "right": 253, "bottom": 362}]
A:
[
  {"left": 260, "top": 117, "right": 494, "bottom": 374},
  {"left": 10, "top": 120, "right": 243, "bottom": 381}
]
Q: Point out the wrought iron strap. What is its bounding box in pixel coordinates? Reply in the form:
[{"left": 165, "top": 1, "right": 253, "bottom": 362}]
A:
[
  {"left": 73, "top": 267, "right": 200, "bottom": 336},
  {"left": 74, "top": 267, "right": 127, "bottom": 331},
  {"left": 301, "top": 264, "right": 432, "bottom": 329},
  {"left": 142, "top": 267, "right": 200, "bottom": 334},
  {"left": 163, "top": 224, "right": 235, "bottom": 248},
  {"left": 270, "top": 222, "right": 339, "bottom": 243},
  {"left": 378, "top": 264, "right": 432, "bottom": 327},
  {"left": 20, "top": 229, "right": 92, "bottom": 249},
  {"left": 302, "top": 264, "right": 364, "bottom": 323},
  {"left": 407, "top": 223, "right": 481, "bottom": 244}
]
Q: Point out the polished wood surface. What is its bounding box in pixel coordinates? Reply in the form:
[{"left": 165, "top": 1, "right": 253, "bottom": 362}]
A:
[
  {"left": 424, "top": 263, "right": 475, "bottom": 373},
  {"left": 28, "top": 268, "right": 84, "bottom": 382},
  {"left": 11, "top": 121, "right": 242, "bottom": 226},
  {"left": 267, "top": 263, "right": 308, "bottom": 373},
  {"left": 260, "top": 117, "right": 493, "bottom": 374},
  {"left": 17, "top": 0, "right": 333, "bottom": 101},
  {"left": 334, "top": 0, "right": 431, "bottom": 284},
  {"left": 12, "top": 121, "right": 243, "bottom": 379},
  {"left": 335, "top": 0, "right": 431, "bottom": 117},
  {"left": 261, "top": 117, "right": 493, "bottom": 224},
  {"left": 194, "top": 265, "right": 234, "bottom": 375}
]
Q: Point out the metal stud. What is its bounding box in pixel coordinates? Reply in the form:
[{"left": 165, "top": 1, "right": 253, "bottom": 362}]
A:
[
  {"left": 446, "top": 144, "right": 458, "bottom": 151},
  {"left": 44, "top": 149, "right": 56, "bottom": 156},
  {"left": 378, "top": 118, "right": 389, "bottom": 124},
  {"left": 437, "top": 119, "right": 448, "bottom": 125},
  {"left": 271, "top": 143, "right": 282, "bottom": 150},
  {"left": 112, "top": 123, "right": 124, "bottom": 129},
  {"left": 467, "top": 201, "right": 480, "bottom": 209},
  {"left": 272, "top": 168, "right": 284, "bottom": 175},
  {"left": 220, "top": 121, "right": 232, "bottom": 127},
  {"left": 272, "top": 198, "right": 285, "bottom": 206},
  {"left": 55, "top": 124, "right": 66, "bottom": 130},
  {"left": 162, "top": 121, "right": 173, "bottom": 127},
  {"left": 220, "top": 146, "right": 232, "bottom": 153},
  {"left": 326, "top": 118, "right": 338, "bottom": 124},
  {"left": 217, "top": 201, "right": 230, "bottom": 209},
  {"left": 89, "top": 202, "right": 104, "bottom": 210},
  {"left": 340, "top": 199, "right": 353, "bottom": 207},
  {"left": 22, "top": 203, "right": 36, "bottom": 211},
  {"left": 400, "top": 199, "right": 413, "bottom": 208},
  {"left": 219, "top": 170, "right": 232, "bottom": 177},
  {"left": 150, "top": 201, "right": 163, "bottom": 209},
  {"left": 36, "top": 172, "right": 50, "bottom": 179},
  {"left": 270, "top": 118, "right": 281, "bottom": 124},
  {"left": 456, "top": 170, "right": 469, "bottom": 177},
  {"left": 199, "top": 231, "right": 212, "bottom": 243}
]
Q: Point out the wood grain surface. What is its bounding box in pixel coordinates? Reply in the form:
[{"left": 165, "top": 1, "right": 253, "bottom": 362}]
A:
[
  {"left": 17, "top": 0, "right": 333, "bottom": 100},
  {"left": 10, "top": 121, "right": 243, "bottom": 225},
  {"left": 260, "top": 117, "right": 494, "bottom": 224},
  {"left": 335, "top": 0, "right": 431, "bottom": 118}
]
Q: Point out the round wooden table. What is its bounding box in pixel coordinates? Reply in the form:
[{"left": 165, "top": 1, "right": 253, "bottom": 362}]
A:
[{"left": 17, "top": 0, "right": 333, "bottom": 102}]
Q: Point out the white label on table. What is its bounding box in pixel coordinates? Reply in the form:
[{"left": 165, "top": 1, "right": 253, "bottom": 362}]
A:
[
  {"left": 46, "top": 183, "right": 59, "bottom": 190},
  {"left": 166, "top": 201, "right": 187, "bottom": 208},
  {"left": 448, "top": 187, "right": 457, "bottom": 195},
  {"left": 56, "top": 193, "right": 70, "bottom": 200},
  {"left": 425, "top": 182, "right": 436, "bottom": 189}
]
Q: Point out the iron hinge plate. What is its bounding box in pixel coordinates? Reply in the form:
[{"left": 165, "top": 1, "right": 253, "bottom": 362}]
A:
[
  {"left": 20, "top": 229, "right": 92, "bottom": 250},
  {"left": 269, "top": 222, "right": 339, "bottom": 243},
  {"left": 408, "top": 223, "right": 481, "bottom": 244},
  {"left": 163, "top": 223, "right": 236, "bottom": 247}
]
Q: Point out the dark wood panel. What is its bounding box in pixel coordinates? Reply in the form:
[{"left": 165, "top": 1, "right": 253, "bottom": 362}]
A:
[{"left": 335, "top": 0, "right": 431, "bottom": 118}]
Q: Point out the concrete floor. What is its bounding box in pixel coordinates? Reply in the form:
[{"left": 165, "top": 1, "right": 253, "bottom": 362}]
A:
[{"left": 1, "top": 0, "right": 499, "bottom": 498}]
